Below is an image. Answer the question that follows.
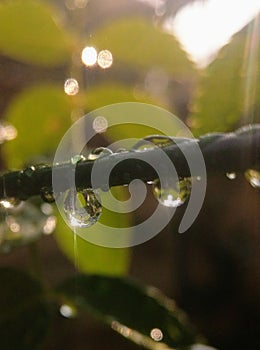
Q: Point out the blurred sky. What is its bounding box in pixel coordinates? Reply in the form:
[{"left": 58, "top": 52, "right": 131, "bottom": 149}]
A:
[{"left": 171, "top": 0, "right": 260, "bottom": 67}]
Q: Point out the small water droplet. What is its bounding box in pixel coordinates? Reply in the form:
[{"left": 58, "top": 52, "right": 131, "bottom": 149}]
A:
[
  {"left": 40, "top": 187, "right": 55, "bottom": 203},
  {"left": 150, "top": 328, "right": 163, "bottom": 341},
  {"left": 64, "top": 188, "right": 102, "bottom": 228},
  {"left": 0, "top": 198, "right": 21, "bottom": 209},
  {"left": 226, "top": 172, "right": 236, "bottom": 180},
  {"left": 87, "top": 147, "right": 113, "bottom": 161},
  {"left": 81, "top": 46, "right": 97, "bottom": 66},
  {"left": 245, "top": 169, "right": 260, "bottom": 188},
  {"left": 132, "top": 135, "right": 176, "bottom": 151},
  {"left": 59, "top": 304, "right": 77, "bottom": 318},
  {"left": 41, "top": 203, "right": 53, "bottom": 215},
  {"left": 23, "top": 165, "right": 36, "bottom": 178},
  {"left": 64, "top": 78, "right": 79, "bottom": 96},
  {"left": 97, "top": 49, "right": 113, "bottom": 69},
  {"left": 71, "top": 154, "right": 86, "bottom": 165},
  {"left": 153, "top": 178, "right": 191, "bottom": 208}
]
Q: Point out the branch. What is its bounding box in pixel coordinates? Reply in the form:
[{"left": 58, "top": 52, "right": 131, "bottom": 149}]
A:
[{"left": 0, "top": 125, "right": 259, "bottom": 201}]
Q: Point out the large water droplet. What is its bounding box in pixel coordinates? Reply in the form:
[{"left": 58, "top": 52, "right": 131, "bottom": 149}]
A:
[
  {"left": 153, "top": 178, "right": 191, "bottom": 208},
  {"left": 64, "top": 188, "right": 102, "bottom": 228},
  {"left": 226, "top": 172, "right": 236, "bottom": 180},
  {"left": 150, "top": 328, "right": 163, "bottom": 341},
  {"left": 245, "top": 169, "right": 260, "bottom": 188},
  {"left": 87, "top": 147, "right": 113, "bottom": 161}
]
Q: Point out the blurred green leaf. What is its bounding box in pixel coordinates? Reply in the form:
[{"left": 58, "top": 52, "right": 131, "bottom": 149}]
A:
[
  {"left": 58, "top": 274, "right": 197, "bottom": 348},
  {"left": 55, "top": 187, "right": 131, "bottom": 275},
  {"left": 0, "top": 267, "right": 50, "bottom": 350},
  {"left": 189, "top": 16, "right": 260, "bottom": 135},
  {"left": 3, "top": 84, "right": 72, "bottom": 168},
  {"left": 0, "top": 0, "right": 71, "bottom": 66},
  {"left": 90, "top": 17, "right": 197, "bottom": 77},
  {"left": 85, "top": 82, "right": 165, "bottom": 110}
]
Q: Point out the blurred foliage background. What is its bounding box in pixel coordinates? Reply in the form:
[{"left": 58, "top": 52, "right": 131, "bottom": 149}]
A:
[{"left": 0, "top": 0, "right": 259, "bottom": 349}]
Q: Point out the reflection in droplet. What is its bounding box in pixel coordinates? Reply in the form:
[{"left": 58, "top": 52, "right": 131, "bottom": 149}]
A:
[
  {"left": 87, "top": 147, "right": 113, "bottom": 161},
  {"left": 92, "top": 116, "right": 108, "bottom": 133},
  {"left": 153, "top": 178, "right": 191, "bottom": 208},
  {"left": 59, "top": 304, "right": 77, "bottom": 318},
  {"left": 245, "top": 169, "right": 260, "bottom": 188},
  {"left": 81, "top": 46, "right": 97, "bottom": 66},
  {"left": 64, "top": 78, "right": 79, "bottom": 96},
  {"left": 226, "top": 172, "right": 236, "bottom": 180},
  {"left": 97, "top": 49, "right": 113, "bottom": 69},
  {"left": 150, "top": 328, "right": 163, "bottom": 342},
  {"left": 64, "top": 188, "right": 102, "bottom": 228}
]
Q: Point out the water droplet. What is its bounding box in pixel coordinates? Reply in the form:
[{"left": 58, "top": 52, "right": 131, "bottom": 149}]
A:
[
  {"left": 226, "top": 172, "right": 236, "bottom": 180},
  {"left": 97, "top": 49, "right": 113, "bottom": 69},
  {"left": 0, "top": 123, "right": 17, "bottom": 143},
  {"left": 245, "top": 169, "right": 260, "bottom": 188},
  {"left": 87, "top": 147, "right": 113, "bottom": 161},
  {"left": 132, "top": 135, "right": 177, "bottom": 151},
  {"left": 0, "top": 198, "right": 21, "bottom": 209},
  {"left": 59, "top": 304, "right": 77, "bottom": 318},
  {"left": 40, "top": 187, "right": 55, "bottom": 203},
  {"left": 23, "top": 165, "right": 36, "bottom": 178},
  {"left": 0, "top": 200, "right": 55, "bottom": 253},
  {"left": 64, "top": 78, "right": 79, "bottom": 96},
  {"left": 64, "top": 188, "right": 102, "bottom": 228},
  {"left": 153, "top": 178, "right": 191, "bottom": 208},
  {"left": 92, "top": 116, "right": 108, "bottom": 133},
  {"left": 81, "top": 46, "right": 97, "bottom": 66},
  {"left": 150, "top": 328, "right": 163, "bottom": 341},
  {"left": 71, "top": 154, "right": 86, "bottom": 165}
]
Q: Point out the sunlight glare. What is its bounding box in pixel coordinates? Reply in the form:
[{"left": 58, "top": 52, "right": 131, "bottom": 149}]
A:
[{"left": 172, "top": 0, "right": 260, "bottom": 67}]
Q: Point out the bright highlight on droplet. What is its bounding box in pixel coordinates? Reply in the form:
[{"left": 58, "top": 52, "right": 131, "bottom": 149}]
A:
[
  {"left": 97, "top": 49, "right": 113, "bottom": 69},
  {"left": 81, "top": 46, "right": 97, "bottom": 66},
  {"left": 92, "top": 116, "right": 108, "bottom": 133},
  {"left": 150, "top": 328, "right": 163, "bottom": 341},
  {"left": 64, "top": 78, "right": 79, "bottom": 96}
]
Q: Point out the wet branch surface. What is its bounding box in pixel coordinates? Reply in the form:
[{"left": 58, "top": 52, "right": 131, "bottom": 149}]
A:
[{"left": 0, "top": 125, "right": 259, "bottom": 200}]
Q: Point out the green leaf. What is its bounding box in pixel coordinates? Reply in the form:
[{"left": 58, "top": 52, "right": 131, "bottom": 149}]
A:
[
  {"left": 189, "top": 16, "right": 260, "bottom": 135},
  {"left": 0, "top": 0, "right": 71, "bottom": 66},
  {"left": 58, "top": 274, "right": 197, "bottom": 348},
  {"left": 89, "top": 17, "right": 197, "bottom": 77},
  {"left": 54, "top": 187, "right": 131, "bottom": 276},
  {"left": 0, "top": 267, "right": 50, "bottom": 350},
  {"left": 3, "top": 84, "right": 73, "bottom": 168},
  {"left": 85, "top": 82, "right": 165, "bottom": 110}
]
